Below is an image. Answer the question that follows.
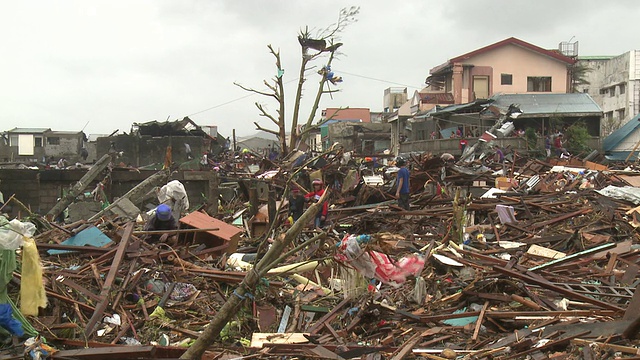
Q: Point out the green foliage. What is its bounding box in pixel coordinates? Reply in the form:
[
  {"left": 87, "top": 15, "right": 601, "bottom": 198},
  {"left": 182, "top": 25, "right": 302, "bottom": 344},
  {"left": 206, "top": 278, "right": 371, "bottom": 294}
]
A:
[
  {"left": 524, "top": 128, "right": 539, "bottom": 151},
  {"left": 565, "top": 123, "right": 590, "bottom": 152},
  {"left": 549, "top": 116, "right": 565, "bottom": 133},
  {"left": 571, "top": 63, "right": 592, "bottom": 93}
]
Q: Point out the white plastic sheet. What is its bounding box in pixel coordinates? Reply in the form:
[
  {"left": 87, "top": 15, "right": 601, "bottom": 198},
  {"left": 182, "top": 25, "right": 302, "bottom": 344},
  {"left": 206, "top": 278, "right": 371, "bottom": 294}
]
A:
[
  {"left": 0, "top": 219, "right": 36, "bottom": 250},
  {"left": 158, "top": 180, "right": 190, "bottom": 213}
]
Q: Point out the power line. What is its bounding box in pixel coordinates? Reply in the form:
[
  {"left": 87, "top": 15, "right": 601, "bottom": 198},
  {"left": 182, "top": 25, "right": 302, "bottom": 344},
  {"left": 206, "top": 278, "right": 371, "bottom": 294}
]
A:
[
  {"left": 338, "top": 70, "right": 424, "bottom": 90},
  {"left": 186, "top": 69, "right": 424, "bottom": 118},
  {"left": 187, "top": 69, "right": 317, "bottom": 117}
]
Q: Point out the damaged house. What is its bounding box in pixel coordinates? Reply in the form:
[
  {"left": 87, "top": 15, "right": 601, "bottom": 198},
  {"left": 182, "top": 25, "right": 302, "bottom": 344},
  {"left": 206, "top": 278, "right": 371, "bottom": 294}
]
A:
[
  {"left": 0, "top": 127, "right": 87, "bottom": 164},
  {"left": 400, "top": 93, "right": 603, "bottom": 155},
  {"left": 96, "top": 117, "right": 225, "bottom": 168}
]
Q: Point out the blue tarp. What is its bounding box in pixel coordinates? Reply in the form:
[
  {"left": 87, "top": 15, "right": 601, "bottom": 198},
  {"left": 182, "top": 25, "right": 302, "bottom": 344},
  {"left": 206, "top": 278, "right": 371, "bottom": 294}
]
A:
[{"left": 48, "top": 226, "right": 114, "bottom": 255}]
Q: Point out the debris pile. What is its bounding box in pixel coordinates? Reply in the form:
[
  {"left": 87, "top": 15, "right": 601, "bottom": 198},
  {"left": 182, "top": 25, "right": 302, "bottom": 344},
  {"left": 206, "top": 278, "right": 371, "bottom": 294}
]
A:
[{"left": 2, "top": 148, "right": 640, "bottom": 359}]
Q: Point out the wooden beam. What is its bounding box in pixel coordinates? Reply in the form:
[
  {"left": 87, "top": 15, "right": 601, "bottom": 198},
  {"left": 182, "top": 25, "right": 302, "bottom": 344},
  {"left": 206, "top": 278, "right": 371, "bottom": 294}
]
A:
[
  {"left": 84, "top": 222, "right": 134, "bottom": 337},
  {"left": 493, "top": 266, "right": 625, "bottom": 312}
]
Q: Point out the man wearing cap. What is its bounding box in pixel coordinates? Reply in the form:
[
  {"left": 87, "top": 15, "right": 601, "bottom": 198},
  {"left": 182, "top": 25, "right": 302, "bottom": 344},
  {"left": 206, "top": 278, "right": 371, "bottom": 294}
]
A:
[
  {"left": 395, "top": 157, "right": 410, "bottom": 210},
  {"left": 305, "top": 179, "right": 328, "bottom": 228},
  {"left": 144, "top": 204, "right": 178, "bottom": 242}
]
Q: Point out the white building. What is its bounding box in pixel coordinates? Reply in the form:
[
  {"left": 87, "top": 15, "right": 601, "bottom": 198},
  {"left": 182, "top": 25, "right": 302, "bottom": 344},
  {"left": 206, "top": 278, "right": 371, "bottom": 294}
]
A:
[{"left": 577, "top": 50, "right": 640, "bottom": 135}]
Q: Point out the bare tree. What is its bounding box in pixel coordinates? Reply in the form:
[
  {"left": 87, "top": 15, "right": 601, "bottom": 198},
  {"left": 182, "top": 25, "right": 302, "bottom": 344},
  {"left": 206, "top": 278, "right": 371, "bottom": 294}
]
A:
[{"left": 235, "top": 6, "right": 359, "bottom": 156}]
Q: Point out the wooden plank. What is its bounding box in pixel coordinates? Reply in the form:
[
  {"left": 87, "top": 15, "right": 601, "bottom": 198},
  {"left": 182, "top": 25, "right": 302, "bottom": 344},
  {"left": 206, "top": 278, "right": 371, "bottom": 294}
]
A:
[
  {"left": 624, "top": 284, "right": 640, "bottom": 321},
  {"left": 51, "top": 345, "right": 156, "bottom": 359},
  {"left": 250, "top": 333, "right": 309, "bottom": 348},
  {"left": 494, "top": 266, "right": 625, "bottom": 312},
  {"left": 390, "top": 332, "right": 421, "bottom": 360},
  {"left": 472, "top": 301, "right": 489, "bottom": 341},
  {"left": 84, "top": 222, "right": 134, "bottom": 337},
  {"left": 308, "top": 298, "right": 350, "bottom": 335}
]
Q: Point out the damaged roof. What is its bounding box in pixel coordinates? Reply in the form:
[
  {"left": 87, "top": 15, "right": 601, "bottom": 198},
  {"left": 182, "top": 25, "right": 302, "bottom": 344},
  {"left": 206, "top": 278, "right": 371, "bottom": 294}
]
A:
[
  {"left": 133, "top": 117, "right": 211, "bottom": 138},
  {"left": 490, "top": 93, "right": 602, "bottom": 117}
]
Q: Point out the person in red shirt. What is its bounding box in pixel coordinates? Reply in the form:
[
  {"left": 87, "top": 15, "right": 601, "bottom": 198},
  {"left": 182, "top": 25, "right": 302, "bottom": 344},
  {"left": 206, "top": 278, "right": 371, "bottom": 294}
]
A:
[
  {"left": 459, "top": 138, "right": 468, "bottom": 155},
  {"left": 305, "top": 178, "right": 328, "bottom": 228},
  {"left": 554, "top": 134, "right": 569, "bottom": 157}
]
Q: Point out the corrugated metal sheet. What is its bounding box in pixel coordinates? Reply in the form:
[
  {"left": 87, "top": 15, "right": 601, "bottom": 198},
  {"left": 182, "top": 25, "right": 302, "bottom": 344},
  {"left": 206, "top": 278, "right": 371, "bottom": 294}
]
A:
[
  {"left": 491, "top": 93, "right": 602, "bottom": 116},
  {"left": 179, "top": 211, "right": 242, "bottom": 242},
  {"left": 7, "top": 127, "right": 50, "bottom": 134},
  {"left": 602, "top": 113, "right": 640, "bottom": 151}
]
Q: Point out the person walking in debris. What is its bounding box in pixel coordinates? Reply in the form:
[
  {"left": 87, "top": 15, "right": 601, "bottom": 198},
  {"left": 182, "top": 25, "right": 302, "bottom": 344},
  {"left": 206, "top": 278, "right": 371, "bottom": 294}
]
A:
[
  {"left": 544, "top": 134, "right": 552, "bottom": 158},
  {"left": 288, "top": 187, "right": 305, "bottom": 222},
  {"left": 305, "top": 178, "right": 328, "bottom": 228},
  {"left": 144, "top": 204, "right": 178, "bottom": 243},
  {"left": 554, "top": 134, "right": 569, "bottom": 157},
  {"left": 57, "top": 157, "right": 67, "bottom": 169},
  {"left": 395, "top": 157, "right": 411, "bottom": 210},
  {"left": 80, "top": 147, "right": 89, "bottom": 161},
  {"left": 493, "top": 144, "right": 505, "bottom": 163},
  {"left": 184, "top": 143, "right": 193, "bottom": 160},
  {"left": 459, "top": 137, "right": 468, "bottom": 155}
]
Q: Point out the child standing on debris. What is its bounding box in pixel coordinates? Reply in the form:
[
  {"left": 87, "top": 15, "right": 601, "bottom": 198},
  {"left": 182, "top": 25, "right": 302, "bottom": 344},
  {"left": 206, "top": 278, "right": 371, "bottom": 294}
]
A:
[
  {"left": 395, "top": 157, "right": 410, "bottom": 210},
  {"left": 288, "top": 187, "right": 305, "bottom": 223},
  {"left": 305, "top": 179, "right": 328, "bottom": 228}
]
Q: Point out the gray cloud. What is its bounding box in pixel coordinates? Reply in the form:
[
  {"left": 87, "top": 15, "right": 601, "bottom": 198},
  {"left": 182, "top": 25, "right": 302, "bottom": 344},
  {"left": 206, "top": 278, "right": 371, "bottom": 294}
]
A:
[{"left": 0, "top": 0, "right": 638, "bottom": 137}]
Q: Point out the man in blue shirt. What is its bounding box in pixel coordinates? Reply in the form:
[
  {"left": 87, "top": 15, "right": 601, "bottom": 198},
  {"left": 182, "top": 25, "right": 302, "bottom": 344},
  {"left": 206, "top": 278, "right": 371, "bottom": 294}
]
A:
[{"left": 395, "top": 157, "right": 410, "bottom": 210}]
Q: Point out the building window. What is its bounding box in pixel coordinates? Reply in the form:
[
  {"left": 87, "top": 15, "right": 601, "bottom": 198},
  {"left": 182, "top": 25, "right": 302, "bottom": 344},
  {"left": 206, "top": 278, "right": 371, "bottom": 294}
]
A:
[
  {"left": 620, "top": 84, "right": 626, "bottom": 95},
  {"left": 610, "top": 86, "right": 616, "bottom": 97},
  {"left": 9, "top": 135, "right": 18, "bottom": 146},
  {"left": 606, "top": 111, "right": 614, "bottom": 121},
  {"left": 47, "top": 137, "right": 60, "bottom": 145},
  {"left": 527, "top": 76, "right": 552, "bottom": 92},
  {"left": 501, "top": 74, "right": 513, "bottom": 85},
  {"left": 582, "top": 88, "right": 589, "bottom": 93},
  {"left": 618, "top": 108, "right": 626, "bottom": 120},
  {"left": 35, "top": 137, "right": 43, "bottom": 147}
]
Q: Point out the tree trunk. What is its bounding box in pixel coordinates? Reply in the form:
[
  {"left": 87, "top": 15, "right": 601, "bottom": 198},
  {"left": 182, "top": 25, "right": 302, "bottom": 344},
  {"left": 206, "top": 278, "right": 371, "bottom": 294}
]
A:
[
  {"left": 179, "top": 190, "right": 328, "bottom": 359},
  {"left": 88, "top": 169, "right": 170, "bottom": 221},
  {"left": 46, "top": 153, "right": 113, "bottom": 220},
  {"left": 288, "top": 56, "right": 309, "bottom": 152}
]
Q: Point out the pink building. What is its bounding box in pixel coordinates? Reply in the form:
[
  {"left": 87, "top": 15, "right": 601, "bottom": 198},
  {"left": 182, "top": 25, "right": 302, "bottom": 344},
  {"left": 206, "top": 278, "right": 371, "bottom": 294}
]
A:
[{"left": 425, "top": 37, "right": 576, "bottom": 104}]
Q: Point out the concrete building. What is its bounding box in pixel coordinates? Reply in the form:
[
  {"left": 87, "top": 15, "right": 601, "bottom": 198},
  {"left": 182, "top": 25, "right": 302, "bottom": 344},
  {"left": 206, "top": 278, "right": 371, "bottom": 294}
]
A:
[
  {"left": 0, "top": 128, "right": 87, "bottom": 164},
  {"left": 425, "top": 37, "right": 576, "bottom": 104},
  {"left": 307, "top": 108, "right": 373, "bottom": 152},
  {"left": 96, "top": 117, "right": 224, "bottom": 167},
  {"left": 383, "top": 87, "right": 408, "bottom": 113},
  {"left": 326, "top": 122, "right": 391, "bottom": 155},
  {"left": 576, "top": 51, "right": 640, "bottom": 136}
]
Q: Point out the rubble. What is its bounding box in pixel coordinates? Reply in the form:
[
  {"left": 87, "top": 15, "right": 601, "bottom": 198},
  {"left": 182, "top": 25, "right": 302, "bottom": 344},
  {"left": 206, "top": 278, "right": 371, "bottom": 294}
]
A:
[{"left": 1, "top": 145, "right": 640, "bottom": 360}]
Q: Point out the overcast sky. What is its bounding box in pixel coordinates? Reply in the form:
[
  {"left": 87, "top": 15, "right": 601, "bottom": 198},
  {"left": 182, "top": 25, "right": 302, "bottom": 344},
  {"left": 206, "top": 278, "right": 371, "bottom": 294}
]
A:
[{"left": 1, "top": 1, "right": 639, "bottom": 138}]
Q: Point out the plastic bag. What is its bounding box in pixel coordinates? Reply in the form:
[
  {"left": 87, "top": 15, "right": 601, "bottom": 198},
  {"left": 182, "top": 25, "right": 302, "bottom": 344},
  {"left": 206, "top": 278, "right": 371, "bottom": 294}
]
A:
[
  {"left": 0, "top": 219, "right": 36, "bottom": 250},
  {"left": 335, "top": 234, "right": 425, "bottom": 287},
  {"left": 158, "top": 180, "right": 190, "bottom": 213}
]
